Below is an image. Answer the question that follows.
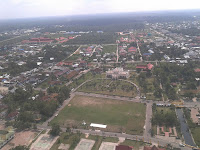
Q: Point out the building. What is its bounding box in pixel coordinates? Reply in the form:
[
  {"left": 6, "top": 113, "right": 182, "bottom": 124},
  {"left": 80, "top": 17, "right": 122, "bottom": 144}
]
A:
[
  {"left": 143, "top": 145, "right": 166, "bottom": 150},
  {"left": 136, "top": 63, "right": 154, "bottom": 71},
  {"left": 106, "top": 68, "right": 129, "bottom": 79},
  {"left": 116, "top": 145, "right": 133, "bottom": 150},
  {"left": 22, "top": 37, "right": 54, "bottom": 44}
]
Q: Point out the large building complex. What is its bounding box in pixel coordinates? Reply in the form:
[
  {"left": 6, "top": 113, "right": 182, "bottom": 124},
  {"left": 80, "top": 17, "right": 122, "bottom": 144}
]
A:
[{"left": 106, "top": 68, "right": 130, "bottom": 79}]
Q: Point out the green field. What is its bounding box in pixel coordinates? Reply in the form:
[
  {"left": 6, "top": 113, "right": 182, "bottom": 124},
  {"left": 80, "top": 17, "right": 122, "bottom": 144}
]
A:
[
  {"left": 51, "top": 95, "right": 146, "bottom": 135},
  {"left": 102, "top": 45, "right": 117, "bottom": 54},
  {"left": 191, "top": 127, "right": 200, "bottom": 147},
  {"left": 78, "top": 79, "right": 137, "bottom": 97},
  {"left": 121, "top": 140, "right": 148, "bottom": 150},
  {"left": 68, "top": 72, "right": 105, "bottom": 89},
  {"left": 50, "top": 132, "right": 81, "bottom": 150}
]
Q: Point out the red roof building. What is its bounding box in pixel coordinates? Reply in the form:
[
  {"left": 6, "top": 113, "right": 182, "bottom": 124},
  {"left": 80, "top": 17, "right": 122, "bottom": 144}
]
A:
[
  {"left": 116, "top": 145, "right": 133, "bottom": 150},
  {"left": 195, "top": 68, "right": 200, "bottom": 73},
  {"left": 144, "top": 145, "right": 166, "bottom": 150},
  {"left": 136, "top": 63, "right": 154, "bottom": 71},
  {"left": 22, "top": 37, "right": 54, "bottom": 44},
  {"left": 66, "top": 70, "right": 79, "bottom": 80},
  {"left": 128, "top": 47, "right": 137, "bottom": 53}
]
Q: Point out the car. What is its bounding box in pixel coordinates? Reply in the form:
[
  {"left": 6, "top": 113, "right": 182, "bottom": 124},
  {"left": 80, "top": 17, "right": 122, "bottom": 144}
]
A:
[{"left": 179, "top": 143, "right": 185, "bottom": 147}]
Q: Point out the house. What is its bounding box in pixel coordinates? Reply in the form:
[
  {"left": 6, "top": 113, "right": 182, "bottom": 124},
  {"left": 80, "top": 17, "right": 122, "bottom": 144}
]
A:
[
  {"left": 6, "top": 111, "right": 19, "bottom": 120},
  {"left": 79, "top": 60, "right": 87, "bottom": 68},
  {"left": 143, "top": 145, "right": 166, "bottom": 150},
  {"left": 116, "top": 145, "right": 133, "bottom": 150},
  {"left": 194, "top": 68, "right": 200, "bottom": 73},
  {"left": 42, "top": 93, "right": 58, "bottom": 101},
  {"left": 106, "top": 68, "right": 129, "bottom": 79},
  {"left": 91, "top": 68, "right": 102, "bottom": 74},
  {"left": 66, "top": 70, "right": 79, "bottom": 80},
  {"left": 128, "top": 47, "right": 137, "bottom": 53},
  {"left": 136, "top": 63, "right": 154, "bottom": 71}
]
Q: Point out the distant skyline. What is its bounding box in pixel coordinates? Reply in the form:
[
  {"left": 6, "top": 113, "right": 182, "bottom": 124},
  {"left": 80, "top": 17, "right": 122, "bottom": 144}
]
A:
[{"left": 1, "top": 0, "right": 200, "bottom": 19}]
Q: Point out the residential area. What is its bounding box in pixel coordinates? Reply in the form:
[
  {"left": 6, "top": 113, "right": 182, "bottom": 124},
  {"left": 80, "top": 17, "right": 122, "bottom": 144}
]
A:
[{"left": 1, "top": 12, "right": 200, "bottom": 150}]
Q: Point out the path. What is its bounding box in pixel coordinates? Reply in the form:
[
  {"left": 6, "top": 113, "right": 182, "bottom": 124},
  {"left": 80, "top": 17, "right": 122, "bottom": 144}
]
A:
[{"left": 65, "top": 45, "right": 82, "bottom": 60}]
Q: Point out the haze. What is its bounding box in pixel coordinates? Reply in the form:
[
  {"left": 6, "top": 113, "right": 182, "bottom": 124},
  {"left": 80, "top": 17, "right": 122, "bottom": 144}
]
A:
[{"left": 1, "top": 0, "right": 200, "bottom": 19}]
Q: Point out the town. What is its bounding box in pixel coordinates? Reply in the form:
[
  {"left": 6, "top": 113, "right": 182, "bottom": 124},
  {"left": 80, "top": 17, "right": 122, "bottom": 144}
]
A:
[{"left": 0, "top": 11, "right": 200, "bottom": 150}]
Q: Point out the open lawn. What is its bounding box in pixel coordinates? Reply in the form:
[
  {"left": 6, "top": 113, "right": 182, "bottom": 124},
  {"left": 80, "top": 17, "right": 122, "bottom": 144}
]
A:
[
  {"left": 191, "top": 127, "right": 200, "bottom": 147},
  {"left": 51, "top": 95, "right": 146, "bottom": 135},
  {"left": 50, "top": 132, "right": 81, "bottom": 150},
  {"left": 78, "top": 79, "right": 137, "bottom": 97},
  {"left": 121, "top": 140, "right": 148, "bottom": 150},
  {"left": 102, "top": 45, "right": 117, "bottom": 54},
  {"left": 68, "top": 72, "right": 105, "bottom": 89}
]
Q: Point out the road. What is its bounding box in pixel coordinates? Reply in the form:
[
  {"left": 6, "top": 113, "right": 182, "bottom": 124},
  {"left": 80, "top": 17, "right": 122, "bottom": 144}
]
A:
[
  {"left": 176, "top": 108, "right": 196, "bottom": 147},
  {"left": 137, "top": 42, "right": 143, "bottom": 62},
  {"left": 144, "top": 102, "right": 153, "bottom": 139},
  {"left": 116, "top": 44, "right": 119, "bottom": 63}
]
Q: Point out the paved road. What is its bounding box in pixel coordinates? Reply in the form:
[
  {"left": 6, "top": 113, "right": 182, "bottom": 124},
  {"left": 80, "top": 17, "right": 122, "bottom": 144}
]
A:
[
  {"left": 144, "top": 102, "right": 153, "bottom": 138},
  {"left": 69, "top": 129, "right": 192, "bottom": 150},
  {"left": 116, "top": 44, "right": 119, "bottom": 63},
  {"left": 137, "top": 42, "right": 143, "bottom": 62},
  {"left": 176, "top": 108, "right": 196, "bottom": 147}
]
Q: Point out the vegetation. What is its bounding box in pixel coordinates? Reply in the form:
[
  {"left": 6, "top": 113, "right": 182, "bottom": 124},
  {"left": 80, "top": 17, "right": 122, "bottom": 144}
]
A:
[
  {"left": 102, "top": 45, "right": 117, "bottom": 54},
  {"left": 11, "top": 146, "right": 29, "bottom": 150},
  {"left": 78, "top": 79, "right": 137, "bottom": 97},
  {"left": 66, "top": 33, "right": 117, "bottom": 45},
  {"left": 50, "top": 124, "right": 61, "bottom": 136},
  {"left": 121, "top": 140, "right": 147, "bottom": 150},
  {"left": 153, "top": 63, "right": 198, "bottom": 100},
  {"left": 3, "top": 85, "right": 70, "bottom": 130},
  {"left": 152, "top": 104, "right": 178, "bottom": 127},
  {"left": 50, "top": 132, "right": 81, "bottom": 150}
]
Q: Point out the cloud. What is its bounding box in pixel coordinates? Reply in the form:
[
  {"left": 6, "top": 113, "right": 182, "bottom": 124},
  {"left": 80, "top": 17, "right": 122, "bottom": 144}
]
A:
[{"left": 1, "top": 0, "right": 200, "bottom": 19}]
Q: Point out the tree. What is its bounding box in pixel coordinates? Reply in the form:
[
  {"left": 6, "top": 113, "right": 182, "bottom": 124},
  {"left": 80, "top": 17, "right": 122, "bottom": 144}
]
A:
[
  {"left": 50, "top": 124, "right": 61, "bottom": 136},
  {"left": 11, "top": 146, "right": 29, "bottom": 150}
]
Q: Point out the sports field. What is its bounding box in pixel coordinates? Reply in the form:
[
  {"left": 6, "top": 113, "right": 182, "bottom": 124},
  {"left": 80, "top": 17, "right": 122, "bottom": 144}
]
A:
[
  {"left": 51, "top": 95, "right": 146, "bottom": 135},
  {"left": 75, "top": 139, "right": 95, "bottom": 150},
  {"left": 30, "top": 134, "right": 58, "bottom": 150},
  {"left": 99, "top": 142, "right": 118, "bottom": 150}
]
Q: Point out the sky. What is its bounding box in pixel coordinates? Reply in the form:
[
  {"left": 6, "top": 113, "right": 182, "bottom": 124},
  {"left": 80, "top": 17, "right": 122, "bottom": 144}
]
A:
[{"left": 1, "top": 0, "right": 200, "bottom": 19}]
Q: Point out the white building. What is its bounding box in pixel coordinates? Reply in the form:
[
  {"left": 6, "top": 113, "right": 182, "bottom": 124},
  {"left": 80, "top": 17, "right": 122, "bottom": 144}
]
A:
[{"left": 106, "top": 68, "right": 129, "bottom": 79}]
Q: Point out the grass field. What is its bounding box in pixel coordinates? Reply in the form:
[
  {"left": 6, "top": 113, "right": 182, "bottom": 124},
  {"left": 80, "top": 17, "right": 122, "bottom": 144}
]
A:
[
  {"left": 191, "top": 127, "right": 200, "bottom": 147},
  {"left": 68, "top": 72, "right": 105, "bottom": 89},
  {"left": 78, "top": 79, "right": 137, "bottom": 97},
  {"left": 121, "top": 140, "right": 148, "bottom": 150},
  {"left": 50, "top": 133, "right": 81, "bottom": 150},
  {"left": 51, "top": 95, "right": 146, "bottom": 135},
  {"left": 102, "top": 45, "right": 117, "bottom": 54}
]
